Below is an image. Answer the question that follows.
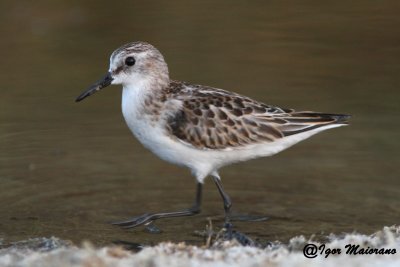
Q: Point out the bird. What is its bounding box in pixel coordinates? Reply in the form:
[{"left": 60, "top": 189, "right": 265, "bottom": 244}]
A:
[{"left": 76, "top": 41, "right": 350, "bottom": 230}]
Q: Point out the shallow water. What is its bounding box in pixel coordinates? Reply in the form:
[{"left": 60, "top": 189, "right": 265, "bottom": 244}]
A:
[{"left": 1, "top": 1, "right": 399, "bottom": 246}]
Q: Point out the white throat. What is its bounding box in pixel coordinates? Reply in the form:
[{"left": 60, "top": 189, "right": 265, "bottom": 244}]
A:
[{"left": 121, "top": 79, "right": 152, "bottom": 121}]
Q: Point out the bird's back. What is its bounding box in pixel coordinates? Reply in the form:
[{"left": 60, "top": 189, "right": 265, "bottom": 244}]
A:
[{"left": 163, "top": 80, "right": 350, "bottom": 151}]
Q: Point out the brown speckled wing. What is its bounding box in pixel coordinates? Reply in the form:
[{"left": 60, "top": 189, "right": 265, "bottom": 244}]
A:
[{"left": 165, "top": 81, "right": 349, "bottom": 150}]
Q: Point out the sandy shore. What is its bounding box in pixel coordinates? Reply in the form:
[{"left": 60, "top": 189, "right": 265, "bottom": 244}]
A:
[{"left": 1, "top": 226, "right": 399, "bottom": 267}]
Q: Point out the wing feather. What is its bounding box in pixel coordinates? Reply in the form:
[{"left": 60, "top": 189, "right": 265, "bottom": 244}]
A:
[{"left": 165, "top": 81, "right": 349, "bottom": 150}]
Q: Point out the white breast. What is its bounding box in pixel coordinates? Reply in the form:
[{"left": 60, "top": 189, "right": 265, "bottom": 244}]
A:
[
  {"left": 121, "top": 85, "right": 228, "bottom": 181},
  {"left": 121, "top": 86, "right": 164, "bottom": 153},
  {"left": 121, "top": 86, "right": 192, "bottom": 168}
]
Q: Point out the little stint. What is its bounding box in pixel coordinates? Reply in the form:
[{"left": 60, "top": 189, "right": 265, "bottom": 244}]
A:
[{"left": 76, "top": 41, "right": 350, "bottom": 230}]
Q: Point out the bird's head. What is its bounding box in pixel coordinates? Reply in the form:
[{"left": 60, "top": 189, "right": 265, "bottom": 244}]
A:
[{"left": 76, "top": 41, "right": 169, "bottom": 102}]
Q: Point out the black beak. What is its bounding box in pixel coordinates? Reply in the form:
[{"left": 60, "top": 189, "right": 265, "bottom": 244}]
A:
[{"left": 75, "top": 72, "right": 114, "bottom": 102}]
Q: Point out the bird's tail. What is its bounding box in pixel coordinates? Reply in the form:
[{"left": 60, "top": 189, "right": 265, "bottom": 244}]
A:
[
  {"left": 277, "top": 112, "right": 351, "bottom": 137},
  {"left": 295, "top": 112, "right": 351, "bottom": 125}
]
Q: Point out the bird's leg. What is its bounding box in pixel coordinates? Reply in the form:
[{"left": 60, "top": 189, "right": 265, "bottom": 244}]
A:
[
  {"left": 212, "top": 176, "right": 259, "bottom": 246},
  {"left": 212, "top": 176, "right": 232, "bottom": 229},
  {"left": 212, "top": 176, "right": 268, "bottom": 223},
  {"left": 112, "top": 182, "right": 202, "bottom": 229}
]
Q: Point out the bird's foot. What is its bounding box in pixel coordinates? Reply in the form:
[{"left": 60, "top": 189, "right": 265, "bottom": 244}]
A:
[
  {"left": 111, "top": 207, "right": 199, "bottom": 230},
  {"left": 230, "top": 214, "right": 268, "bottom": 222},
  {"left": 111, "top": 213, "right": 156, "bottom": 229},
  {"left": 194, "top": 219, "right": 260, "bottom": 247},
  {"left": 217, "top": 222, "right": 256, "bottom": 246}
]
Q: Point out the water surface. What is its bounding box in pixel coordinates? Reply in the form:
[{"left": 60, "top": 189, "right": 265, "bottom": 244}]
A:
[{"left": 1, "top": 1, "right": 399, "bottom": 246}]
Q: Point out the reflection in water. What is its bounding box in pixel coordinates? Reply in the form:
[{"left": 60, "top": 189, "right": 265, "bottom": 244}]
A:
[{"left": 0, "top": 1, "right": 399, "bottom": 246}]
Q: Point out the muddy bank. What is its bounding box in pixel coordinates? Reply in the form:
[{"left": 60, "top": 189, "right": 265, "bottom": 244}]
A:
[{"left": 1, "top": 226, "right": 399, "bottom": 267}]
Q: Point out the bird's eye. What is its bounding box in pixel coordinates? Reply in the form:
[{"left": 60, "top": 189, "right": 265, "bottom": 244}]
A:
[{"left": 125, "top": 56, "right": 136, "bottom": 66}]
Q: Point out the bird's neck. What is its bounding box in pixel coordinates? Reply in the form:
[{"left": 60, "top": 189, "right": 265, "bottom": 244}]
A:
[{"left": 121, "top": 76, "right": 170, "bottom": 119}]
